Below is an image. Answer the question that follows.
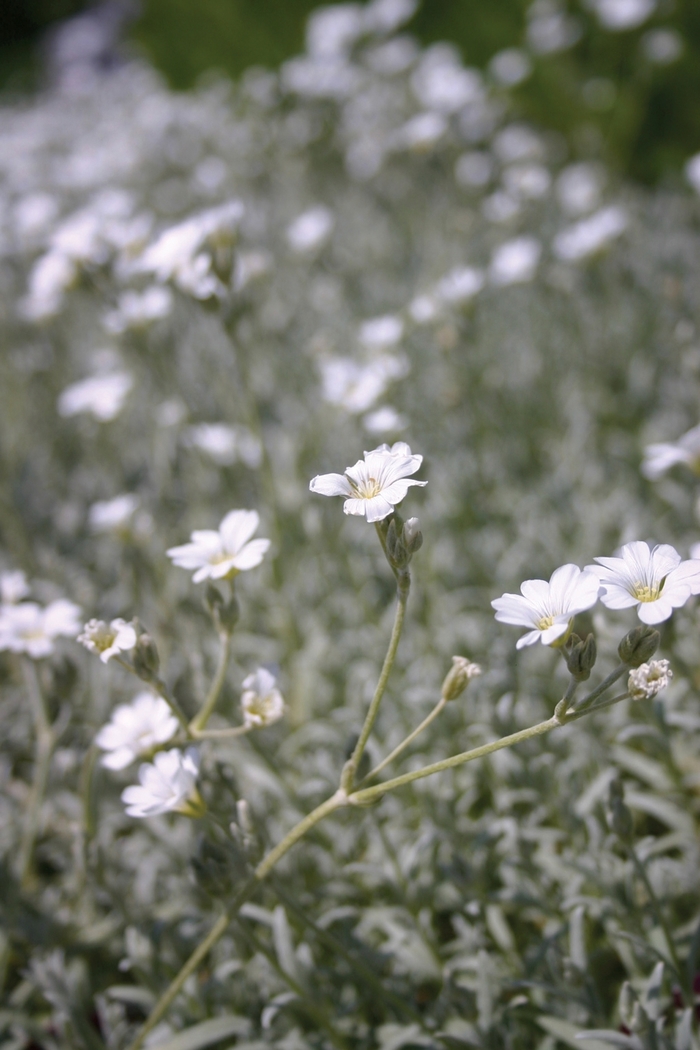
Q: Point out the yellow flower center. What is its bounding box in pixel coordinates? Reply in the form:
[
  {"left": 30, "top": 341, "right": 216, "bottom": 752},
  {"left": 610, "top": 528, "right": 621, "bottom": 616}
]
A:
[
  {"left": 632, "top": 582, "right": 661, "bottom": 603},
  {"left": 537, "top": 615, "right": 555, "bottom": 630},
  {"left": 351, "top": 476, "right": 381, "bottom": 499}
]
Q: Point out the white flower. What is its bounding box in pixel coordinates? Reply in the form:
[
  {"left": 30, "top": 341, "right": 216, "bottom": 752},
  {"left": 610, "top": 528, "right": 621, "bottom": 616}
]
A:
[
  {"left": 57, "top": 372, "right": 133, "bottom": 422},
  {"left": 358, "top": 315, "right": 404, "bottom": 349},
  {"left": 241, "top": 668, "right": 285, "bottom": 728},
  {"left": 556, "top": 163, "right": 603, "bottom": 216},
  {"left": 393, "top": 112, "right": 448, "bottom": 152},
  {"left": 686, "top": 154, "right": 700, "bottom": 196},
  {"left": 78, "top": 618, "right": 137, "bottom": 662},
  {"left": 319, "top": 355, "right": 408, "bottom": 414},
  {"left": 96, "top": 692, "right": 179, "bottom": 770},
  {"left": 102, "top": 286, "right": 173, "bottom": 333},
  {"left": 121, "top": 747, "right": 202, "bottom": 818},
  {"left": 642, "top": 424, "right": 700, "bottom": 479},
  {"left": 628, "top": 660, "right": 672, "bottom": 701},
  {"left": 489, "top": 48, "right": 532, "bottom": 87},
  {"left": 455, "top": 151, "right": 493, "bottom": 190},
  {"left": 309, "top": 441, "right": 427, "bottom": 522},
  {"left": 88, "top": 494, "right": 139, "bottom": 533},
  {"left": 0, "top": 599, "right": 82, "bottom": 659},
  {"left": 434, "top": 266, "right": 485, "bottom": 304},
  {"left": 0, "top": 570, "right": 30, "bottom": 605},
  {"left": 411, "top": 47, "right": 484, "bottom": 113},
  {"left": 593, "top": 0, "right": 655, "bottom": 31},
  {"left": 502, "top": 164, "right": 551, "bottom": 201},
  {"left": 553, "top": 206, "right": 627, "bottom": 262},
  {"left": 492, "top": 564, "right": 600, "bottom": 649},
  {"left": 363, "top": 406, "right": 408, "bottom": 434},
  {"left": 183, "top": 423, "right": 262, "bottom": 469},
  {"left": 167, "top": 510, "right": 270, "bottom": 583},
  {"left": 286, "top": 206, "right": 334, "bottom": 253},
  {"left": 489, "top": 237, "right": 541, "bottom": 285},
  {"left": 586, "top": 542, "right": 700, "bottom": 624},
  {"left": 20, "top": 251, "right": 76, "bottom": 321}
]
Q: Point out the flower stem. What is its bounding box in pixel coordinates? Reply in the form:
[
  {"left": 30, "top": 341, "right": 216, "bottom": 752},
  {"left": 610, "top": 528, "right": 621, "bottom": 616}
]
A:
[
  {"left": 341, "top": 590, "right": 408, "bottom": 791},
  {"left": 190, "top": 723, "right": 252, "bottom": 740},
  {"left": 574, "top": 663, "right": 627, "bottom": 711},
  {"left": 190, "top": 631, "right": 232, "bottom": 732},
  {"left": 18, "top": 659, "right": 55, "bottom": 889},
  {"left": 360, "top": 696, "right": 447, "bottom": 785}
]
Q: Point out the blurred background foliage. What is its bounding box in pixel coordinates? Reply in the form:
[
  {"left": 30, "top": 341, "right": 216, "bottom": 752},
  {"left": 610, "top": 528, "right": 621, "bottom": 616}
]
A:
[{"left": 2, "top": 0, "right": 700, "bottom": 183}]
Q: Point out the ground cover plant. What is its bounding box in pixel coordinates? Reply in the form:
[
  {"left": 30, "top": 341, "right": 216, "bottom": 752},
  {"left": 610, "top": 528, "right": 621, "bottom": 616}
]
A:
[{"left": 2, "top": 2, "right": 700, "bottom": 1049}]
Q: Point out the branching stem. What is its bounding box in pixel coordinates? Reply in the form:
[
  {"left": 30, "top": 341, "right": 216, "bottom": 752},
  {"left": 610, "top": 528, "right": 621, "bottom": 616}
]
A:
[{"left": 360, "top": 695, "right": 447, "bottom": 784}]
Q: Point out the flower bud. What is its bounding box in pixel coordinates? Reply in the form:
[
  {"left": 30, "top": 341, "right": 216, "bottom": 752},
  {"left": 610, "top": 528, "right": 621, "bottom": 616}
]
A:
[
  {"left": 441, "top": 656, "right": 482, "bottom": 701},
  {"left": 565, "top": 633, "right": 597, "bottom": 681},
  {"left": 132, "top": 631, "right": 160, "bottom": 678},
  {"left": 618, "top": 626, "right": 660, "bottom": 668},
  {"left": 628, "top": 659, "right": 672, "bottom": 701},
  {"left": 402, "top": 517, "right": 423, "bottom": 556},
  {"left": 204, "top": 584, "right": 239, "bottom": 633}
]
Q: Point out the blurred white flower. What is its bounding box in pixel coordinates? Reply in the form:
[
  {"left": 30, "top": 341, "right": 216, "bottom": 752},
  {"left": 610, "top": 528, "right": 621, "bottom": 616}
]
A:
[
  {"left": 642, "top": 29, "right": 682, "bottom": 65},
  {"left": 393, "top": 112, "right": 447, "bottom": 152},
  {"left": 319, "top": 355, "right": 408, "bottom": 414},
  {"left": 556, "top": 164, "right": 603, "bottom": 216},
  {"left": 492, "top": 564, "right": 600, "bottom": 649},
  {"left": 184, "top": 423, "right": 237, "bottom": 466},
  {"left": 96, "top": 692, "right": 179, "bottom": 770},
  {"left": 286, "top": 206, "right": 334, "bottom": 253},
  {"left": 553, "top": 206, "right": 627, "bottom": 262},
  {"left": 241, "top": 668, "right": 286, "bottom": 728},
  {"left": 628, "top": 659, "right": 672, "bottom": 701},
  {"left": 135, "top": 200, "right": 244, "bottom": 298},
  {"left": 489, "top": 237, "right": 541, "bottom": 285},
  {"left": 0, "top": 570, "right": 30, "bottom": 605},
  {"left": 593, "top": 0, "right": 655, "bottom": 31},
  {"left": 167, "top": 510, "right": 270, "bottom": 583},
  {"left": 305, "top": 5, "right": 365, "bottom": 57},
  {"left": 642, "top": 424, "right": 700, "bottom": 479},
  {"left": 0, "top": 599, "right": 82, "bottom": 659},
  {"left": 310, "top": 441, "right": 427, "bottom": 522},
  {"left": 489, "top": 48, "right": 532, "bottom": 87},
  {"left": 20, "top": 251, "right": 77, "bottom": 321},
  {"left": 685, "top": 154, "right": 700, "bottom": 196},
  {"left": 586, "top": 541, "right": 700, "bottom": 624},
  {"left": 482, "top": 192, "right": 521, "bottom": 224},
  {"left": 89, "top": 494, "right": 139, "bottom": 533},
  {"left": 78, "top": 618, "right": 137, "bottom": 662},
  {"left": 493, "top": 125, "right": 544, "bottom": 163},
  {"left": 502, "top": 163, "right": 551, "bottom": 201},
  {"left": 408, "top": 294, "right": 440, "bottom": 324},
  {"left": 411, "top": 46, "right": 484, "bottom": 113},
  {"left": 57, "top": 371, "right": 133, "bottom": 422},
  {"left": 233, "top": 250, "right": 272, "bottom": 292},
  {"left": 102, "top": 286, "right": 173, "bottom": 333},
  {"left": 363, "top": 406, "right": 408, "bottom": 434},
  {"left": 121, "top": 747, "right": 203, "bottom": 818},
  {"left": 526, "top": 2, "right": 581, "bottom": 54},
  {"left": 358, "top": 315, "right": 404, "bottom": 349},
  {"left": 435, "top": 266, "right": 485, "bottom": 304}
]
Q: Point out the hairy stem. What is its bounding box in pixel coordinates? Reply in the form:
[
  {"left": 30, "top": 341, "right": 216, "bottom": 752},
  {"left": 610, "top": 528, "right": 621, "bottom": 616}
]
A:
[
  {"left": 360, "top": 696, "right": 447, "bottom": 784},
  {"left": 190, "top": 631, "right": 232, "bottom": 732},
  {"left": 341, "top": 590, "right": 407, "bottom": 791}
]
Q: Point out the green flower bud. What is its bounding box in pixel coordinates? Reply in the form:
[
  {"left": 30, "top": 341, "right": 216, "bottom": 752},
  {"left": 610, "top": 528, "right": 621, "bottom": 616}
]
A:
[
  {"left": 402, "top": 517, "right": 423, "bottom": 556},
  {"left": 565, "top": 633, "right": 597, "bottom": 681},
  {"left": 618, "top": 626, "right": 660, "bottom": 668},
  {"left": 132, "top": 631, "right": 160, "bottom": 678},
  {"left": 204, "top": 584, "right": 239, "bottom": 633},
  {"left": 441, "top": 656, "right": 482, "bottom": 701}
]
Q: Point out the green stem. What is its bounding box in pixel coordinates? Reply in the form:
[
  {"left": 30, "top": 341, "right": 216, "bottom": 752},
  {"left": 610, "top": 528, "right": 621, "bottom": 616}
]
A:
[
  {"left": 360, "top": 696, "right": 447, "bottom": 785},
  {"left": 574, "top": 664, "right": 627, "bottom": 712},
  {"left": 190, "top": 723, "right": 252, "bottom": 741},
  {"left": 18, "top": 660, "right": 55, "bottom": 889},
  {"left": 341, "top": 590, "right": 407, "bottom": 791},
  {"left": 254, "top": 789, "right": 348, "bottom": 880},
  {"left": 190, "top": 632, "right": 232, "bottom": 732}
]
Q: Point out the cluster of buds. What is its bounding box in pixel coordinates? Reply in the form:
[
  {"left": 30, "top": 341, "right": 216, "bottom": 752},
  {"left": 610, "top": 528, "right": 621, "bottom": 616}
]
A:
[{"left": 381, "top": 512, "right": 423, "bottom": 584}]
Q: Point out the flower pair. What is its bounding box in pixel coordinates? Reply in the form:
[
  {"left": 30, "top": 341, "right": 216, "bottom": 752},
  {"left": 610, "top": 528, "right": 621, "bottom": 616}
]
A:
[{"left": 493, "top": 541, "right": 700, "bottom": 649}]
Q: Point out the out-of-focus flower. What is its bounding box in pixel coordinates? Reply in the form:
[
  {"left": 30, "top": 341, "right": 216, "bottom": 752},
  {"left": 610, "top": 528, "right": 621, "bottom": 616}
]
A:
[
  {"left": 57, "top": 371, "right": 133, "bottom": 422},
  {"left": 592, "top": 0, "right": 655, "bottom": 31},
  {"left": 642, "top": 28, "right": 682, "bottom": 64},
  {"left": 96, "top": 692, "right": 179, "bottom": 769},
  {"left": 0, "top": 570, "right": 30, "bottom": 605},
  {"left": 241, "top": 668, "right": 286, "bottom": 728},
  {"left": 553, "top": 206, "right": 627, "bottom": 262},
  {"left": 492, "top": 564, "right": 600, "bottom": 649},
  {"left": 0, "top": 599, "right": 82, "bottom": 658},
  {"left": 286, "top": 206, "right": 334, "bottom": 253},
  {"left": 310, "top": 441, "right": 427, "bottom": 522},
  {"left": 167, "top": 510, "right": 270, "bottom": 583},
  {"left": 526, "top": 2, "right": 581, "bottom": 54},
  {"left": 489, "top": 48, "right": 532, "bottom": 87},
  {"left": 20, "top": 251, "right": 77, "bottom": 321},
  {"left": 184, "top": 422, "right": 262, "bottom": 469},
  {"left": 642, "top": 424, "right": 700, "bottom": 479},
  {"left": 102, "top": 286, "right": 173, "bottom": 333},
  {"left": 685, "top": 154, "right": 700, "bottom": 195},
  {"left": 502, "top": 164, "right": 551, "bottom": 201},
  {"left": 392, "top": 112, "right": 447, "bottom": 152},
  {"left": 121, "top": 747, "right": 203, "bottom": 818},
  {"left": 78, "top": 618, "right": 137, "bottom": 662},
  {"left": 489, "top": 237, "right": 541, "bottom": 285},
  {"left": 358, "top": 315, "right": 404, "bottom": 349},
  {"left": 434, "top": 266, "right": 485, "bottom": 304},
  {"left": 363, "top": 406, "right": 408, "bottom": 433},
  {"left": 319, "top": 355, "right": 408, "bottom": 414},
  {"left": 455, "top": 151, "right": 493, "bottom": 189},
  {"left": 88, "top": 494, "right": 139, "bottom": 533},
  {"left": 556, "top": 164, "right": 603, "bottom": 216},
  {"left": 587, "top": 541, "right": 700, "bottom": 624},
  {"left": 628, "top": 659, "right": 672, "bottom": 700},
  {"left": 411, "top": 46, "right": 484, "bottom": 113}
]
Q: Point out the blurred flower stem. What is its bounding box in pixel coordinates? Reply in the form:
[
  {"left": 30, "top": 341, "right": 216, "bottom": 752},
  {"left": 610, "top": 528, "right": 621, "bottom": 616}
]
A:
[
  {"left": 18, "top": 659, "right": 56, "bottom": 889},
  {"left": 360, "top": 694, "right": 447, "bottom": 785},
  {"left": 189, "top": 629, "right": 232, "bottom": 732}
]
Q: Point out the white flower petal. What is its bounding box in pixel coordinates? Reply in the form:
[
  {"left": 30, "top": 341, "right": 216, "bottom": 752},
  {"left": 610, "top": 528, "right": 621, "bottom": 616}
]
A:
[{"left": 219, "top": 509, "right": 260, "bottom": 554}]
